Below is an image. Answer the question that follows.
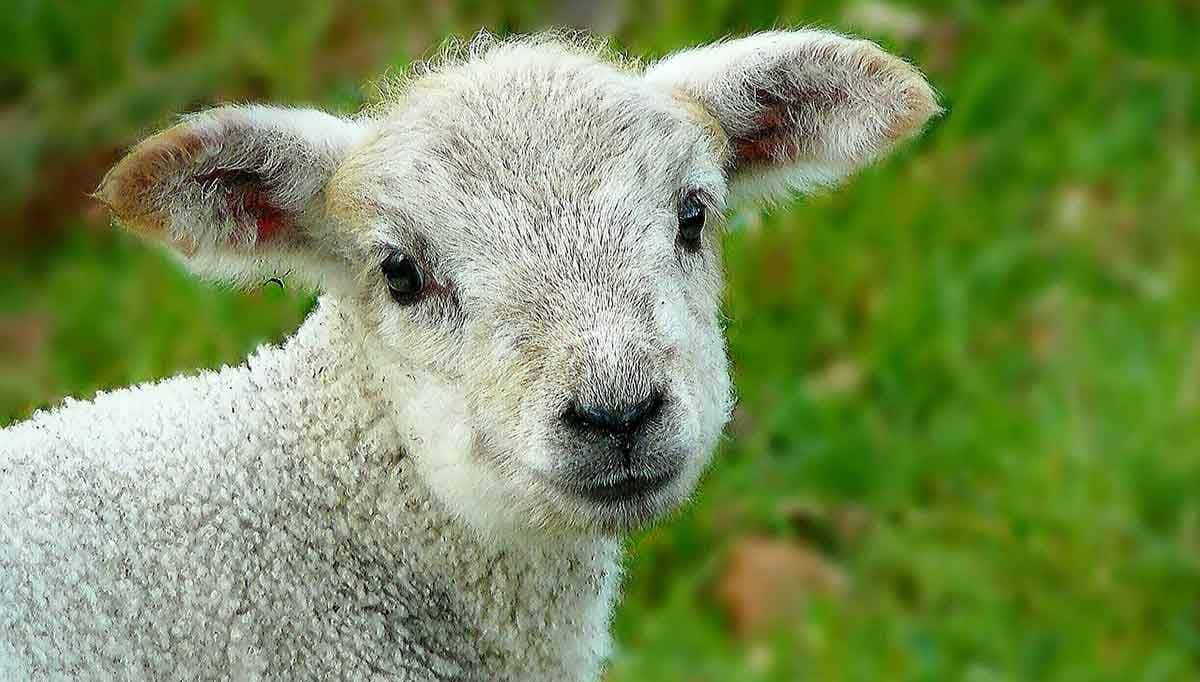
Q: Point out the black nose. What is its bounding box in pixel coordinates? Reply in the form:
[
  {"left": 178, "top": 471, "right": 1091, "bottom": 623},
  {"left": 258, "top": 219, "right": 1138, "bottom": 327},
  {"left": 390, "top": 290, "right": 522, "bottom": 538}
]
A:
[{"left": 567, "top": 393, "right": 664, "bottom": 436}]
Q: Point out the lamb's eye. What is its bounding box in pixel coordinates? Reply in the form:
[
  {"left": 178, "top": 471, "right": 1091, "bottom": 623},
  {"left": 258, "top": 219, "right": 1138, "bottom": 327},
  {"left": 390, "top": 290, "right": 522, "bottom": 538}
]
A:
[
  {"left": 381, "top": 252, "right": 426, "bottom": 304},
  {"left": 677, "top": 192, "right": 705, "bottom": 250}
]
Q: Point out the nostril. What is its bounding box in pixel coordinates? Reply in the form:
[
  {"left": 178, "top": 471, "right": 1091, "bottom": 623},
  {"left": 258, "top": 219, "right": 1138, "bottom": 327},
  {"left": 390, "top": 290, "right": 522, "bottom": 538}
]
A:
[
  {"left": 620, "top": 393, "right": 663, "bottom": 428},
  {"left": 567, "top": 392, "right": 665, "bottom": 435}
]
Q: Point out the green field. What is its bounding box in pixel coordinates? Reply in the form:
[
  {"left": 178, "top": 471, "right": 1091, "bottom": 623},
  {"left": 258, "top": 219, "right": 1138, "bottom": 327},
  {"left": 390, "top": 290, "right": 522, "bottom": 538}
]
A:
[{"left": 3, "top": 1, "right": 1198, "bottom": 679}]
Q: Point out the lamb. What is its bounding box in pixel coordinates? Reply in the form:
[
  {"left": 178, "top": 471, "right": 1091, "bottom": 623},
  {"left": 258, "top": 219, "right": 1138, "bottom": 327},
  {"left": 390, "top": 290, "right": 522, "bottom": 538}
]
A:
[{"left": 0, "top": 30, "right": 938, "bottom": 680}]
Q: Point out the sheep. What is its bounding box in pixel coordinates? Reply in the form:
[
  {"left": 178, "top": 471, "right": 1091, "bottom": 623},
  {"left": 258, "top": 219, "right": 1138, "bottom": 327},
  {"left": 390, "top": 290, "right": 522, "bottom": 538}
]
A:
[{"left": 0, "top": 30, "right": 938, "bottom": 681}]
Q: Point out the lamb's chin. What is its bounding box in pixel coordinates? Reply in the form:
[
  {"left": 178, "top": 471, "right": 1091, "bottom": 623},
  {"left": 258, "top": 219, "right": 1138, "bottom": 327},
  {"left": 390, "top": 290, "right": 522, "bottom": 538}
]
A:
[
  {"left": 532, "top": 474, "right": 689, "bottom": 536},
  {"left": 577, "top": 502, "right": 677, "bottom": 536}
]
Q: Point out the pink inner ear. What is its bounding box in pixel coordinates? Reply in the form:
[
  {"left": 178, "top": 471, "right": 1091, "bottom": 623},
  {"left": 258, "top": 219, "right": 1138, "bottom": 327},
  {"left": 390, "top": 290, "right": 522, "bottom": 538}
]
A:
[
  {"left": 194, "top": 167, "right": 289, "bottom": 246},
  {"left": 734, "top": 104, "right": 801, "bottom": 166},
  {"left": 235, "top": 172, "right": 286, "bottom": 244},
  {"left": 255, "top": 210, "right": 285, "bottom": 243},
  {"left": 732, "top": 82, "right": 840, "bottom": 168},
  {"left": 238, "top": 177, "right": 287, "bottom": 246}
]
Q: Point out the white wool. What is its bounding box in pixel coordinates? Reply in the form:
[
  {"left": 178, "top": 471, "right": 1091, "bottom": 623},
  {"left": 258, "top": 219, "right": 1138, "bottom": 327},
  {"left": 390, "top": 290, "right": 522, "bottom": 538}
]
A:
[{"left": 0, "top": 299, "right": 620, "bottom": 680}]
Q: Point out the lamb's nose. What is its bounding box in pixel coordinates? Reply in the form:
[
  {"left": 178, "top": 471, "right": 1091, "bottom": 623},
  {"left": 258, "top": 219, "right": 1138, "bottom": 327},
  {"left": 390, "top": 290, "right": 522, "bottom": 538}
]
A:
[{"left": 566, "top": 393, "right": 664, "bottom": 436}]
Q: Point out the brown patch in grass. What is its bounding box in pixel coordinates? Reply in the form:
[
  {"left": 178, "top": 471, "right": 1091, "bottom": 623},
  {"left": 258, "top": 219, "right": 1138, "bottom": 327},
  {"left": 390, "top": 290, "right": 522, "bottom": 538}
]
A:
[{"left": 717, "top": 535, "right": 848, "bottom": 638}]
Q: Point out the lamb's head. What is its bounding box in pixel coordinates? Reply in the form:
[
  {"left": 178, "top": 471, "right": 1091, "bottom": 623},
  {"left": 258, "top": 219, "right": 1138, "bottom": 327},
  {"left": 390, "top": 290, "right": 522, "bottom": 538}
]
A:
[{"left": 97, "top": 31, "right": 938, "bottom": 537}]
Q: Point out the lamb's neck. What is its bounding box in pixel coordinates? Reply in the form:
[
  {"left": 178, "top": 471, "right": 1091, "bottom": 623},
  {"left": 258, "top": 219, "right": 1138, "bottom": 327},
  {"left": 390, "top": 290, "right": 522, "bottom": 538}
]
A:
[{"left": 260, "top": 298, "right": 622, "bottom": 676}]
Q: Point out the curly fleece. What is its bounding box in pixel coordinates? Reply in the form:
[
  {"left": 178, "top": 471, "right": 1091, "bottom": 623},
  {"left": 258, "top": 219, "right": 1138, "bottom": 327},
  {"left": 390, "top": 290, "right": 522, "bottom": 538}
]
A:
[{"left": 0, "top": 299, "right": 620, "bottom": 680}]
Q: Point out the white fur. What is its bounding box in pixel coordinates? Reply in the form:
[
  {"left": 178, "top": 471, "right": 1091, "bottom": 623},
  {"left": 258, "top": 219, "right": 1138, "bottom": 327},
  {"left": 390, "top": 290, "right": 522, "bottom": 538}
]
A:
[{"left": 3, "top": 29, "right": 937, "bottom": 680}]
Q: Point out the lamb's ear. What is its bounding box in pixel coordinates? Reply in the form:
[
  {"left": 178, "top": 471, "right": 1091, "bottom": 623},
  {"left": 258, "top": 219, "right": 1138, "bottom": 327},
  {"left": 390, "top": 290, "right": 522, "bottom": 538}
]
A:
[
  {"left": 96, "top": 105, "right": 366, "bottom": 285},
  {"left": 645, "top": 30, "right": 940, "bottom": 203}
]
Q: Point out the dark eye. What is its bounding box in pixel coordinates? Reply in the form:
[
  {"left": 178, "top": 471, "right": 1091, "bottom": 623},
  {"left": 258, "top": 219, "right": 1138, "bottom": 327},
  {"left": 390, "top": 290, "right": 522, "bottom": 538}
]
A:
[
  {"left": 677, "top": 192, "right": 705, "bottom": 250},
  {"left": 381, "top": 251, "right": 426, "bottom": 304}
]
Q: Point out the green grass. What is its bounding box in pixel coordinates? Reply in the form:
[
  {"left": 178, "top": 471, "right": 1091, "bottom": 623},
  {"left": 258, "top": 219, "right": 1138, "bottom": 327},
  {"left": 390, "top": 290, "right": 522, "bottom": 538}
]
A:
[{"left": 3, "top": 1, "right": 1199, "bottom": 680}]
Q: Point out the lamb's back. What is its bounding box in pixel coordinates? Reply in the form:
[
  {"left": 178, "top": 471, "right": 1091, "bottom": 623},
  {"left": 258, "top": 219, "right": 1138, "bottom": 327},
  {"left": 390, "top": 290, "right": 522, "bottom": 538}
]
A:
[{"left": 0, "top": 365, "right": 289, "bottom": 678}]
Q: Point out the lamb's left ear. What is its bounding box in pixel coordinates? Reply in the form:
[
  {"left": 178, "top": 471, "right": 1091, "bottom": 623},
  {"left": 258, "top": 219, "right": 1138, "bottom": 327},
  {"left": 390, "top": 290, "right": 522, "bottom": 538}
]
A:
[
  {"left": 96, "top": 105, "right": 366, "bottom": 285},
  {"left": 645, "top": 30, "right": 940, "bottom": 202}
]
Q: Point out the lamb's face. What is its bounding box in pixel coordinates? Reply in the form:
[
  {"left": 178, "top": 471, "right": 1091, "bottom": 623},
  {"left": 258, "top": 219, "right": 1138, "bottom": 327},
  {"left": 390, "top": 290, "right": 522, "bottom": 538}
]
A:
[
  {"left": 97, "top": 32, "right": 938, "bottom": 538},
  {"left": 330, "top": 50, "right": 735, "bottom": 533}
]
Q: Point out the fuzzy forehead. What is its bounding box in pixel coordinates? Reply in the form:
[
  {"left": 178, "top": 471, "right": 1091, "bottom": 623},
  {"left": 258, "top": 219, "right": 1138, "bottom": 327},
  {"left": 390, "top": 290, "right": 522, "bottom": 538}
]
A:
[{"left": 332, "top": 40, "right": 724, "bottom": 253}]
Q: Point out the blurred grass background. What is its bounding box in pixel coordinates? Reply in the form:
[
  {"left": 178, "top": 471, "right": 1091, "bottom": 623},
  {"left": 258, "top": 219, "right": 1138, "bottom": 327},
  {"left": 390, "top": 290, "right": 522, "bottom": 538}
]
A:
[{"left": 2, "top": 1, "right": 1198, "bottom": 679}]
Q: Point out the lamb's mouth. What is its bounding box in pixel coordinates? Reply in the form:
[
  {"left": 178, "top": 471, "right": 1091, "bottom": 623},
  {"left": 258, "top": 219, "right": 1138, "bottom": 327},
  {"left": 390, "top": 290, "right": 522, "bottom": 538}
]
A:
[{"left": 563, "top": 469, "right": 676, "bottom": 504}]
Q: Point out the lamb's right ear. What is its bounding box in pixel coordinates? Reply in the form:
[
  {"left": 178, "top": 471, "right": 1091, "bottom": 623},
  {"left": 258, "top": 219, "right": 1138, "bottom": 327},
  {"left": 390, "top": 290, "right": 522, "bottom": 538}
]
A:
[
  {"left": 645, "top": 30, "right": 940, "bottom": 204},
  {"left": 96, "top": 105, "right": 366, "bottom": 285}
]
